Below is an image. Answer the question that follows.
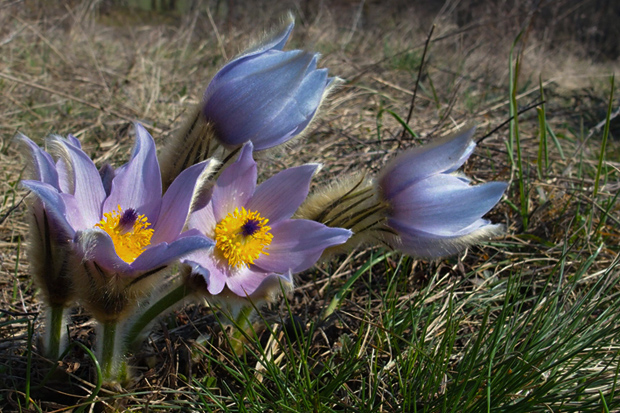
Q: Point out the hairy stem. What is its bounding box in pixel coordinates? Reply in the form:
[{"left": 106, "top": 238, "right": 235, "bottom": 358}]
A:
[
  {"left": 125, "top": 283, "right": 191, "bottom": 350},
  {"left": 100, "top": 321, "right": 120, "bottom": 382},
  {"left": 45, "top": 304, "right": 66, "bottom": 361},
  {"left": 230, "top": 305, "right": 256, "bottom": 355}
]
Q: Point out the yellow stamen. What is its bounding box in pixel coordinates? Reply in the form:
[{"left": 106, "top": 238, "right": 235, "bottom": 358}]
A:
[
  {"left": 95, "top": 205, "right": 154, "bottom": 263},
  {"left": 214, "top": 207, "right": 273, "bottom": 268}
]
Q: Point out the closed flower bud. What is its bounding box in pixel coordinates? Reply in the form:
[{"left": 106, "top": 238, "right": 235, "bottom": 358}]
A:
[
  {"left": 202, "top": 19, "right": 333, "bottom": 151},
  {"left": 297, "top": 127, "right": 507, "bottom": 259},
  {"left": 376, "top": 127, "right": 508, "bottom": 258}
]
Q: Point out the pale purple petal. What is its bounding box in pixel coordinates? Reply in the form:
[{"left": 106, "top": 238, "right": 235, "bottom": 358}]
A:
[
  {"left": 204, "top": 51, "right": 317, "bottom": 147},
  {"left": 177, "top": 228, "right": 210, "bottom": 239},
  {"left": 182, "top": 253, "right": 227, "bottom": 295},
  {"left": 103, "top": 123, "right": 162, "bottom": 221},
  {"left": 188, "top": 195, "right": 217, "bottom": 238},
  {"left": 246, "top": 164, "right": 318, "bottom": 222},
  {"left": 204, "top": 21, "right": 294, "bottom": 99},
  {"left": 378, "top": 127, "right": 477, "bottom": 199},
  {"left": 211, "top": 143, "right": 256, "bottom": 221},
  {"left": 225, "top": 267, "right": 290, "bottom": 297},
  {"left": 56, "top": 159, "right": 72, "bottom": 194},
  {"left": 254, "top": 219, "right": 352, "bottom": 273},
  {"left": 244, "top": 21, "right": 294, "bottom": 54},
  {"left": 209, "top": 50, "right": 310, "bottom": 89},
  {"left": 131, "top": 235, "right": 214, "bottom": 272},
  {"left": 250, "top": 68, "right": 329, "bottom": 150},
  {"left": 53, "top": 138, "right": 106, "bottom": 227},
  {"left": 388, "top": 220, "right": 504, "bottom": 258},
  {"left": 59, "top": 193, "right": 87, "bottom": 230},
  {"left": 389, "top": 175, "right": 507, "bottom": 236},
  {"left": 74, "top": 229, "right": 133, "bottom": 274},
  {"left": 246, "top": 271, "right": 293, "bottom": 299},
  {"left": 16, "top": 134, "right": 59, "bottom": 187},
  {"left": 151, "top": 160, "right": 214, "bottom": 245},
  {"left": 65, "top": 134, "right": 81, "bottom": 148},
  {"left": 21, "top": 180, "right": 75, "bottom": 237}
]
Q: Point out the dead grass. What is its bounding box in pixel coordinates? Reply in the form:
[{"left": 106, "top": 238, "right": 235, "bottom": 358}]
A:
[{"left": 1, "top": 0, "right": 619, "bottom": 411}]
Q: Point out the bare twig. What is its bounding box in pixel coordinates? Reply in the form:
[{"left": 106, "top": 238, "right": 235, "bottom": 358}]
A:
[
  {"left": 476, "top": 100, "right": 545, "bottom": 144},
  {"left": 400, "top": 24, "right": 435, "bottom": 140}
]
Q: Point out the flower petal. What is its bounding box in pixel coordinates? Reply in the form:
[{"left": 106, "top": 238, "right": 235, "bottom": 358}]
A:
[
  {"left": 51, "top": 137, "right": 106, "bottom": 228},
  {"left": 103, "top": 123, "right": 162, "bottom": 221},
  {"left": 204, "top": 20, "right": 294, "bottom": 99},
  {"left": 389, "top": 175, "right": 507, "bottom": 236},
  {"left": 246, "top": 163, "right": 318, "bottom": 222},
  {"left": 226, "top": 267, "right": 291, "bottom": 297},
  {"left": 21, "top": 180, "right": 75, "bottom": 237},
  {"left": 74, "top": 229, "right": 133, "bottom": 274},
  {"left": 65, "top": 134, "right": 82, "bottom": 148},
  {"left": 251, "top": 67, "right": 329, "bottom": 149},
  {"left": 182, "top": 253, "right": 227, "bottom": 295},
  {"left": 152, "top": 160, "right": 214, "bottom": 245},
  {"left": 188, "top": 189, "right": 217, "bottom": 238},
  {"left": 59, "top": 193, "right": 88, "bottom": 230},
  {"left": 204, "top": 51, "right": 319, "bottom": 147},
  {"left": 211, "top": 143, "right": 256, "bottom": 221},
  {"left": 246, "top": 271, "right": 293, "bottom": 300},
  {"left": 378, "top": 127, "right": 477, "bottom": 199},
  {"left": 131, "top": 235, "right": 214, "bottom": 272},
  {"left": 56, "top": 159, "right": 72, "bottom": 194},
  {"left": 388, "top": 219, "right": 504, "bottom": 258},
  {"left": 16, "top": 134, "right": 59, "bottom": 187},
  {"left": 254, "top": 219, "right": 352, "bottom": 273},
  {"left": 243, "top": 20, "right": 294, "bottom": 54}
]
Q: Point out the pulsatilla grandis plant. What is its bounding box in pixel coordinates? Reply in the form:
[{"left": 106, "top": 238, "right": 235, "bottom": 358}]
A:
[{"left": 18, "top": 17, "right": 507, "bottom": 387}]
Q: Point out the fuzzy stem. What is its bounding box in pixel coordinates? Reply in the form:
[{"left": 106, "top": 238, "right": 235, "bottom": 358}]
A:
[
  {"left": 230, "top": 305, "right": 255, "bottom": 355},
  {"left": 45, "top": 304, "right": 65, "bottom": 360},
  {"left": 100, "top": 321, "right": 120, "bottom": 382},
  {"left": 125, "top": 283, "right": 191, "bottom": 349}
]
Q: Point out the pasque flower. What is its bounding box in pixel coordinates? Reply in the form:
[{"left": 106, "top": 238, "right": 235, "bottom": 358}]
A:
[
  {"left": 185, "top": 142, "right": 352, "bottom": 299},
  {"left": 20, "top": 123, "right": 215, "bottom": 322},
  {"left": 17, "top": 133, "right": 84, "bottom": 359},
  {"left": 17, "top": 133, "right": 79, "bottom": 307},
  {"left": 376, "top": 127, "right": 507, "bottom": 258},
  {"left": 202, "top": 19, "right": 333, "bottom": 150}
]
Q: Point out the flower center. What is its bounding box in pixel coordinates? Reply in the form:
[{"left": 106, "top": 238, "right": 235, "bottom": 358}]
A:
[
  {"left": 95, "top": 205, "right": 154, "bottom": 263},
  {"left": 214, "top": 207, "right": 273, "bottom": 268}
]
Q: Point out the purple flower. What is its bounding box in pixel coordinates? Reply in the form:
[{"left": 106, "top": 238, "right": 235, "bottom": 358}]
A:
[
  {"left": 376, "top": 127, "right": 507, "bottom": 258},
  {"left": 202, "top": 20, "right": 333, "bottom": 150},
  {"left": 17, "top": 134, "right": 75, "bottom": 307},
  {"left": 185, "top": 143, "right": 352, "bottom": 297},
  {"left": 20, "top": 124, "right": 215, "bottom": 320}
]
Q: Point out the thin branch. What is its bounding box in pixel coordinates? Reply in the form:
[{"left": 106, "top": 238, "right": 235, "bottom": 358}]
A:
[
  {"left": 400, "top": 24, "right": 435, "bottom": 140},
  {"left": 476, "top": 100, "right": 545, "bottom": 144}
]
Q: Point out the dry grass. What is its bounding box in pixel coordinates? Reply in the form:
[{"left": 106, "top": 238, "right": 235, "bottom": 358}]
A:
[{"left": 1, "top": 0, "right": 619, "bottom": 411}]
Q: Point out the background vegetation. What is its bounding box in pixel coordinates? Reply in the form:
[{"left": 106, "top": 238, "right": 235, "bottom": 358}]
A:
[{"left": 0, "top": 0, "right": 619, "bottom": 411}]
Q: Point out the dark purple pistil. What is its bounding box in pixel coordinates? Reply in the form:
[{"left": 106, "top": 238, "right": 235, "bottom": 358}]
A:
[
  {"left": 118, "top": 208, "right": 138, "bottom": 233},
  {"left": 241, "top": 219, "right": 261, "bottom": 237}
]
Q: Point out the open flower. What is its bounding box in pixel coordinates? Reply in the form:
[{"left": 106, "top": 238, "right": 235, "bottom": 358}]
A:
[
  {"left": 21, "top": 124, "right": 215, "bottom": 322},
  {"left": 376, "top": 127, "right": 507, "bottom": 258},
  {"left": 202, "top": 19, "right": 333, "bottom": 150},
  {"left": 185, "top": 143, "right": 352, "bottom": 299}
]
